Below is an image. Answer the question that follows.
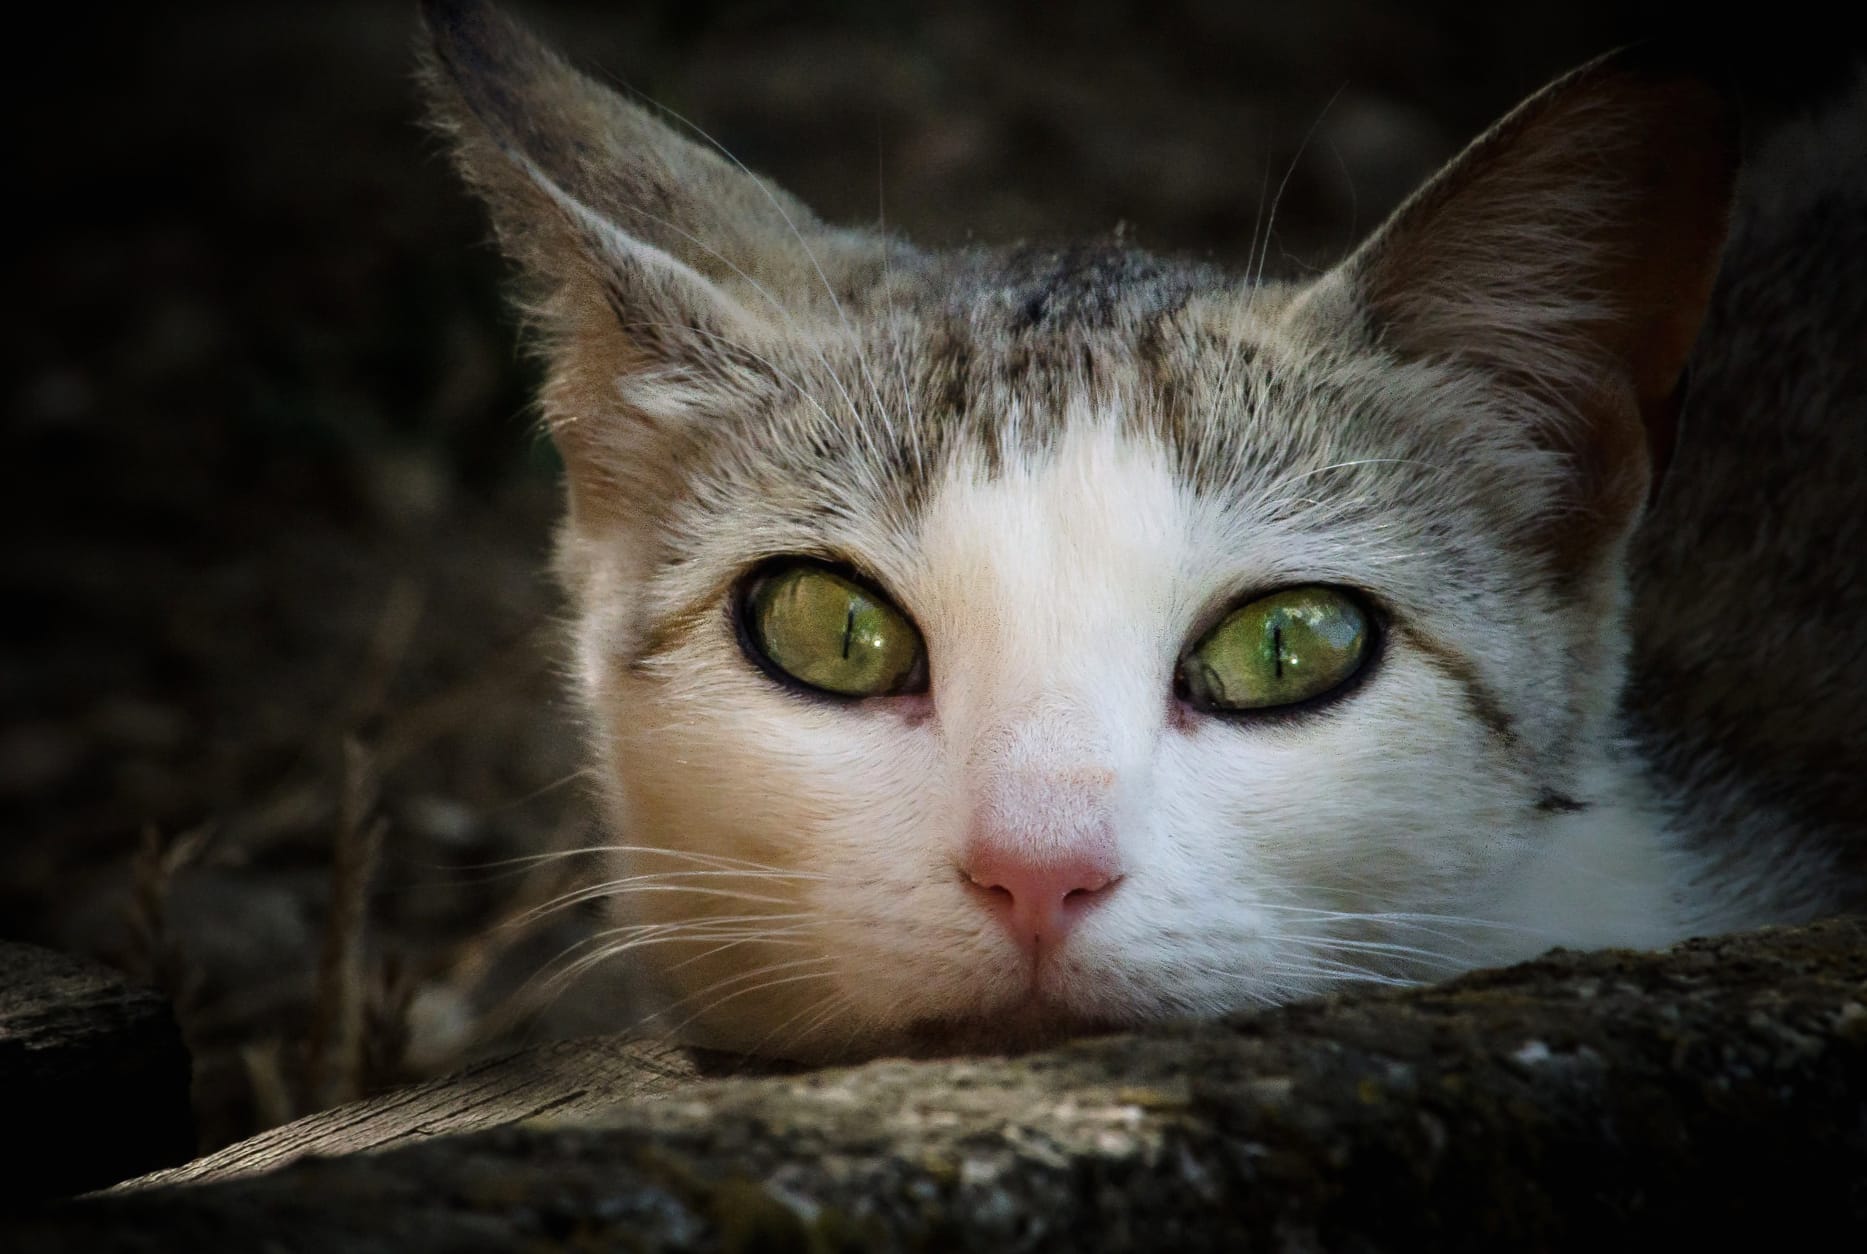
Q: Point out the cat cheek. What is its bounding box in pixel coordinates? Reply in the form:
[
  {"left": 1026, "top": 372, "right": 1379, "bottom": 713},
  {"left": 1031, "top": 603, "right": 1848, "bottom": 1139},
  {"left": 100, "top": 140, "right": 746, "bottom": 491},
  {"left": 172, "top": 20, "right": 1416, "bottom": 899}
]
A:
[{"left": 595, "top": 687, "right": 953, "bottom": 1055}]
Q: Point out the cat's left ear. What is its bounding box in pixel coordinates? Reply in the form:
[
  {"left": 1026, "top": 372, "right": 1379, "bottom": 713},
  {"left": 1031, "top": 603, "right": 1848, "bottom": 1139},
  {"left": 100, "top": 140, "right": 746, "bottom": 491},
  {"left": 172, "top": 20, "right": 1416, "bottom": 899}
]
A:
[
  {"left": 1300, "top": 47, "right": 1737, "bottom": 565},
  {"left": 419, "top": 0, "right": 869, "bottom": 526}
]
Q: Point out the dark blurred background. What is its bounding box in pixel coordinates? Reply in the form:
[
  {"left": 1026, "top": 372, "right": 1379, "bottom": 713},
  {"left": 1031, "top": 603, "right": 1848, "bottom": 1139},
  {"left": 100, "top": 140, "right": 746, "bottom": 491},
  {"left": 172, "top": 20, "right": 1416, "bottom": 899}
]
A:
[{"left": 3, "top": 0, "right": 1856, "bottom": 1152}]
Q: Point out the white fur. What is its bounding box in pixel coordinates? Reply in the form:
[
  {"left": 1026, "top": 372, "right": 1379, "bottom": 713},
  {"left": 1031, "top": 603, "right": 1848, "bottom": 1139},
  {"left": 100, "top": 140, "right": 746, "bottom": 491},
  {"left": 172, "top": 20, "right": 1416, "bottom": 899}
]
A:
[{"left": 577, "top": 406, "right": 1770, "bottom": 1058}]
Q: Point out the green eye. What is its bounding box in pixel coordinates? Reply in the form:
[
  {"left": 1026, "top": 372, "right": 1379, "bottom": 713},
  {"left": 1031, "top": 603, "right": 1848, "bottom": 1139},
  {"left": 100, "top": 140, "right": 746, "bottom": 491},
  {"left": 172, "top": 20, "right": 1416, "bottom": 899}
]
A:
[
  {"left": 1179, "top": 586, "right": 1372, "bottom": 712},
  {"left": 742, "top": 563, "right": 926, "bottom": 697}
]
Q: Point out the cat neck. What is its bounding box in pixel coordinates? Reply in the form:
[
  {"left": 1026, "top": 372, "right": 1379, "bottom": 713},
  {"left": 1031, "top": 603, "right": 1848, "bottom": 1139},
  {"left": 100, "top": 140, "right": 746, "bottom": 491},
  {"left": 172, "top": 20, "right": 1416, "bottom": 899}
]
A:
[{"left": 1490, "top": 739, "right": 1842, "bottom": 958}]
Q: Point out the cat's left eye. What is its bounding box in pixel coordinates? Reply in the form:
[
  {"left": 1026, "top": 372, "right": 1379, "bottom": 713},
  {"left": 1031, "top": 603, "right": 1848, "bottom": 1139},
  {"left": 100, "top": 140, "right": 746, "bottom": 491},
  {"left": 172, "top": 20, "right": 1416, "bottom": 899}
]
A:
[
  {"left": 739, "top": 562, "right": 927, "bottom": 698},
  {"left": 1178, "top": 586, "right": 1372, "bottom": 713}
]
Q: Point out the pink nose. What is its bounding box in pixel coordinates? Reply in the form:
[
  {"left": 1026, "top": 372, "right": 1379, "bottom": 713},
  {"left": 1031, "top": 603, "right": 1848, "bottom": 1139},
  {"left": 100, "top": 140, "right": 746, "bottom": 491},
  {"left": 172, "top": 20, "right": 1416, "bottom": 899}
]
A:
[{"left": 962, "top": 842, "right": 1123, "bottom": 954}]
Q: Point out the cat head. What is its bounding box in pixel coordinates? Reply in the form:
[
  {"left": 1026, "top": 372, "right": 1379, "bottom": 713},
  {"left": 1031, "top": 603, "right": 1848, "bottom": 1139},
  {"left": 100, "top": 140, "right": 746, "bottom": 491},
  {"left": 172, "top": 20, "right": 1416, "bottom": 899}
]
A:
[{"left": 423, "top": 0, "right": 1734, "bottom": 1058}]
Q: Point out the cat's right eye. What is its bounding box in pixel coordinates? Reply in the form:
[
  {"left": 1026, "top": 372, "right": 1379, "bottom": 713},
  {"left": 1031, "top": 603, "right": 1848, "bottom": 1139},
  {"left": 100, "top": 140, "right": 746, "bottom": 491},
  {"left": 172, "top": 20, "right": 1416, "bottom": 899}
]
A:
[{"left": 739, "top": 562, "right": 927, "bottom": 698}]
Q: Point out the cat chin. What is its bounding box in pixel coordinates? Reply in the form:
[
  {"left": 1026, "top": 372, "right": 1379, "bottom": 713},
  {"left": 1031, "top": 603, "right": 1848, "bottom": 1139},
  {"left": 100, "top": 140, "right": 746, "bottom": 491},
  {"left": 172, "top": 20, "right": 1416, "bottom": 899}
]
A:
[{"left": 659, "top": 958, "right": 1160, "bottom": 1063}]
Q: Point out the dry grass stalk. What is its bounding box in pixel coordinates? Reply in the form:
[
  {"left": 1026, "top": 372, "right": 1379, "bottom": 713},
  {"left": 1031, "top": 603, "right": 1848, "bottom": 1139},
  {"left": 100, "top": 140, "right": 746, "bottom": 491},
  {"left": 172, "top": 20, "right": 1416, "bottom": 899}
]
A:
[
  {"left": 361, "top": 953, "right": 416, "bottom": 1094},
  {"left": 446, "top": 821, "right": 606, "bottom": 1056},
  {"left": 121, "top": 822, "right": 213, "bottom": 1014},
  {"left": 344, "top": 576, "right": 425, "bottom": 729},
  {"left": 304, "top": 736, "right": 387, "bottom": 1111},
  {"left": 239, "top": 1039, "right": 297, "bottom": 1134},
  {"left": 374, "top": 622, "right": 557, "bottom": 773}
]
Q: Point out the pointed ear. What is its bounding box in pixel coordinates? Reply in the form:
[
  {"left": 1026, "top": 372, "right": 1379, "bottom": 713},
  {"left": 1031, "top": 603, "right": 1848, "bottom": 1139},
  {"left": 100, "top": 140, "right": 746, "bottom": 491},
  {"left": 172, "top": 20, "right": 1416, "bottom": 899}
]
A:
[
  {"left": 1318, "top": 48, "right": 1737, "bottom": 566},
  {"left": 418, "top": 0, "right": 842, "bottom": 520}
]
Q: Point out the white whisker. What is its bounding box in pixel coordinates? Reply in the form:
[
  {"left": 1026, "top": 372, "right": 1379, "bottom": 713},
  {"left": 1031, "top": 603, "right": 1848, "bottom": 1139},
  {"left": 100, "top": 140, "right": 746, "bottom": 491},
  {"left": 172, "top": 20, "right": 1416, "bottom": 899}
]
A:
[
  {"left": 644, "top": 958, "right": 839, "bottom": 1041},
  {"left": 1252, "top": 84, "right": 1343, "bottom": 290},
  {"left": 517, "top": 881, "right": 803, "bottom": 926}
]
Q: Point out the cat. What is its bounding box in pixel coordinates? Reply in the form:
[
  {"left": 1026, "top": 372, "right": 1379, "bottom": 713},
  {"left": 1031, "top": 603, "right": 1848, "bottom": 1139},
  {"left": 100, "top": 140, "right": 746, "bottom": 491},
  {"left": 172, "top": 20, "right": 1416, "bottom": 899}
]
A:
[{"left": 421, "top": 0, "right": 1865, "bottom": 1060}]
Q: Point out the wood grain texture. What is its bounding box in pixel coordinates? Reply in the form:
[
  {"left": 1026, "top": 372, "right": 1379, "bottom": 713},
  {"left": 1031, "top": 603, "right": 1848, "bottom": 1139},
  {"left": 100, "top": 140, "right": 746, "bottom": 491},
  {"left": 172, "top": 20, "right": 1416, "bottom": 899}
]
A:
[
  {"left": 10, "top": 919, "right": 1865, "bottom": 1250},
  {"left": 124, "top": 1034, "right": 701, "bottom": 1190}
]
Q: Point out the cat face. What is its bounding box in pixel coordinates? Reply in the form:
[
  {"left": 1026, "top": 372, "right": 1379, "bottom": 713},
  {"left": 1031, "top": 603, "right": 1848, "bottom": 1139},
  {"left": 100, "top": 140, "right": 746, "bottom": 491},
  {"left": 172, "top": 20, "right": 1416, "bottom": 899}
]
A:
[
  {"left": 558, "top": 298, "right": 1601, "bottom": 1055},
  {"left": 425, "top": 1, "right": 1734, "bottom": 1057}
]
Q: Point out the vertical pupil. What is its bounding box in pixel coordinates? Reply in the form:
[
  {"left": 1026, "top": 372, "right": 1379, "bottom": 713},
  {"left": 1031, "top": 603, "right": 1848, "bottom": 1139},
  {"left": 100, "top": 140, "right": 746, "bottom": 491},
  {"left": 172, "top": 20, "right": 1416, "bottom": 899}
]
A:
[
  {"left": 1272, "top": 621, "right": 1284, "bottom": 679},
  {"left": 842, "top": 603, "right": 856, "bottom": 659}
]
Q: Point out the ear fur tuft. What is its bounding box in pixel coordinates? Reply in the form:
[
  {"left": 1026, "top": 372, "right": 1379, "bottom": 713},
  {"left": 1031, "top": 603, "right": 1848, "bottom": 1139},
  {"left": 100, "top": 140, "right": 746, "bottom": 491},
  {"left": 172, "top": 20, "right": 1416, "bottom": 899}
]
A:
[
  {"left": 418, "top": 0, "right": 846, "bottom": 522},
  {"left": 1325, "top": 46, "right": 1739, "bottom": 564}
]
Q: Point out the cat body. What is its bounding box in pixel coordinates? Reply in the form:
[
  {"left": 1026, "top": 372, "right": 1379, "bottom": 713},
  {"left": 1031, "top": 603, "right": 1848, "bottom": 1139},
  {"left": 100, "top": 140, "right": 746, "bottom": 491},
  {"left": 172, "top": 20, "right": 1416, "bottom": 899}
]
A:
[{"left": 424, "top": 0, "right": 1865, "bottom": 1059}]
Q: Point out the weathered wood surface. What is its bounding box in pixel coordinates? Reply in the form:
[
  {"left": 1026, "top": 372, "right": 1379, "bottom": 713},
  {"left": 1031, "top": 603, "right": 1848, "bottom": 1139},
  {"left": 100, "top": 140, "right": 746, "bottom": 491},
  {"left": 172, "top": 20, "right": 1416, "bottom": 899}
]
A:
[
  {"left": 125, "top": 1034, "right": 702, "bottom": 1190},
  {"left": 0, "top": 942, "right": 193, "bottom": 1207},
  {"left": 10, "top": 919, "right": 1867, "bottom": 1250}
]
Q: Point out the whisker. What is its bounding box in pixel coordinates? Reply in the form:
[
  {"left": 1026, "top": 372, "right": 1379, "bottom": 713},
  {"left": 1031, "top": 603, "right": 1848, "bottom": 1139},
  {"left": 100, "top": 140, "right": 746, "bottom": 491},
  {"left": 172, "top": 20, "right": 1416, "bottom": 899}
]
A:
[
  {"left": 482, "top": 765, "right": 602, "bottom": 813},
  {"left": 550, "top": 912, "right": 813, "bottom": 958},
  {"left": 664, "top": 968, "right": 840, "bottom": 1040},
  {"left": 573, "top": 868, "right": 824, "bottom": 884},
  {"left": 1245, "top": 127, "right": 1274, "bottom": 293},
  {"left": 874, "top": 121, "right": 921, "bottom": 466},
  {"left": 452, "top": 842, "right": 821, "bottom": 877},
  {"left": 742, "top": 987, "right": 854, "bottom": 1059},
  {"left": 1283, "top": 934, "right": 1478, "bottom": 967},
  {"left": 536, "top": 923, "right": 816, "bottom": 996},
  {"left": 1252, "top": 84, "right": 1344, "bottom": 290},
  {"left": 516, "top": 881, "right": 803, "bottom": 926},
  {"left": 1253, "top": 961, "right": 1423, "bottom": 990},
  {"left": 1254, "top": 901, "right": 1536, "bottom": 935},
  {"left": 661, "top": 931, "right": 815, "bottom": 974},
  {"left": 643, "top": 956, "right": 838, "bottom": 1041}
]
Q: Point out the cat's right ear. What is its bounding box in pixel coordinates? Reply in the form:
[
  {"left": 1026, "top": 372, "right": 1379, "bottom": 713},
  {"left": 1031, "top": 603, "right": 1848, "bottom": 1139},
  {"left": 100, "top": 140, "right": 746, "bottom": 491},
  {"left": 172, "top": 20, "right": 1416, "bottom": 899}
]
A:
[
  {"left": 1293, "top": 47, "right": 1737, "bottom": 573},
  {"left": 419, "top": 0, "right": 834, "bottom": 520}
]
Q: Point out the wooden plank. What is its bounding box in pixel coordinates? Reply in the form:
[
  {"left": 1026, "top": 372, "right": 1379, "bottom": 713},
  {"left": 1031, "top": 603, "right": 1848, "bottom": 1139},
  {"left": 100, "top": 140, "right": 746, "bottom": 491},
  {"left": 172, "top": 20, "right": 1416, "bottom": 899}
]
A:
[
  {"left": 124, "top": 1034, "right": 701, "bottom": 1189},
  {"left": 8, "top": 919, "right": 1864, "bottom": 1250},
  {"left": 0, "top": 942, "right": 193, "bottom": 1206}
]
